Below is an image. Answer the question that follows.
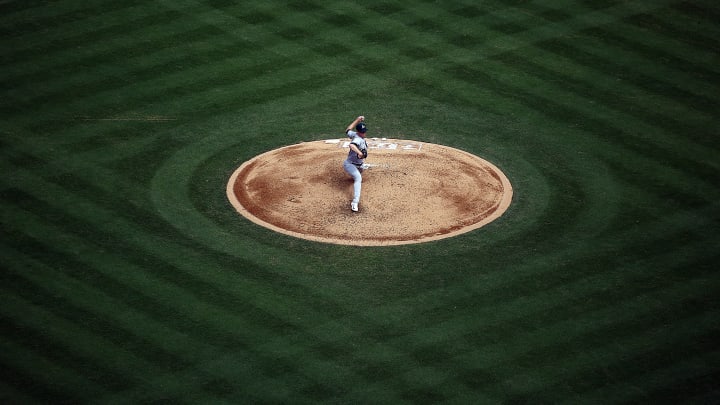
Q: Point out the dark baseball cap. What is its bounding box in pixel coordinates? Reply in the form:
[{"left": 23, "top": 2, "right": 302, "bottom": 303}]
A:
[{"left": 356, "top": 122, "right": 367, "bottom": 133}]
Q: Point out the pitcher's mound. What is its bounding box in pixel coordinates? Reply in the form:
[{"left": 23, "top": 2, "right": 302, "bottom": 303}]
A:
[{"left": 227, "top": 139, "right": 512, "bottom": 246}]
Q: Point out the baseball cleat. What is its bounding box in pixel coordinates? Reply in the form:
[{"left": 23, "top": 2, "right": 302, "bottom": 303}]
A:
[{"left": 350, "top": 202, "right": 359, "bottom": 212}]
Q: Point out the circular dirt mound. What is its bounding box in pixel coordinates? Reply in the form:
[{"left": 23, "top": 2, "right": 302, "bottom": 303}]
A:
[{"left": 227, "top": 139, "right": 512, "bottom": 246}]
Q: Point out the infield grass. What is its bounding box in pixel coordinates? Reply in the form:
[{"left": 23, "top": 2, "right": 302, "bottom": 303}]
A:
[{"left": 1, "top": 0, "right": 719, "bottom": 403}]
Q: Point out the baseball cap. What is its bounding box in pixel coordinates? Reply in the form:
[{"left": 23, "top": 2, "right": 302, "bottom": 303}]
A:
[{"left": 356, "top": 122, "right": 367, "bottom": 133}]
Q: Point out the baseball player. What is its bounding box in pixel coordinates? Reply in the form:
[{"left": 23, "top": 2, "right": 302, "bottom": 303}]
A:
[{"left": 343, "top": 115, "right": 368, "bottom": 212}]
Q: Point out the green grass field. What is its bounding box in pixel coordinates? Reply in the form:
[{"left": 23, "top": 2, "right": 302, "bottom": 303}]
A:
[{"left": 2, "top": 0, "right": 719, "bottom": 403}]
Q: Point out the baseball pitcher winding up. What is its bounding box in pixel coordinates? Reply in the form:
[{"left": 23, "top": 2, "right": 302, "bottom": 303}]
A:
[{"left": 343, "top": 115, "right": 368, "bottom": 212}]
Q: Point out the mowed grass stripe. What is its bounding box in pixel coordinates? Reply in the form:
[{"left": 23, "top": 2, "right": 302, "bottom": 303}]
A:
[
  {"left": 0, "top": 199, "right": 362, "bottom": 399},
  {"left": 0, "top": 2, "right": 199, "bottom": 63},
  {"left": 150, "top": 0, "right": 510, "bottom": 104},
  {"left": 2, "top": 125, "right": 386, "bottom": 328},
  {"left": 7, "top": 0, "right": 720, "bottom": 386},
  {"left": 2, "top": 2, "right": 410, "bottom": 137},
  {"left": 5, "top": 0, "right": 712, "bottom": 127},
  {"left": 450, "top": 0, "right": 591, "bottom": 36},
  {"left": 506, "top": 42, "right": 715, "bottom": 143},
  {"left": 1, "top": 238, "right": 208, "bottom": 370},
  {"left": 439, "top": 0, "right": 671, "bottom": 57},
  {"left": 486, "top": 51, "right": 719, "bottom": 174},
  {"left": 334, "top": 249, "right": 720, "bottom": 402},
  {"left": 0, "top": 291, "right": 166, "bottom": 393},
  {"left": 504, "top": 307, "right": 720, "bottom": 401},
  {"left": 147, "top": 139, "right": 518, "bottom": 400},
  {"left": 149, "top": 114, "right": 616, "bottom": 350},
  {"left": 62, "top": 124, "right": 174, "bottom": 163},
  {"left": 22, "top": 11, "right": 708, "bottom": 177},
  {"left": 507, "top": 1, "right": 577, "bottom": 23},
  {"left": 0, "top": 21, "right": 236, "bottom": 106},
  {"left": 0, "top": 298, "right": 228, "bottom": 404},
  {"left": 1, "top": 19, "right": 236, "bottom": 110},
  {"left": 98, "top": 355, "right": 263, "bottom": 404},
  {"left": 484, "top": 11, "right": 719, "bottom": 132},
  {"left": 380, "top": 0, "right": 716, "bottom": 155},
  {"left": 0, "top": 172, "right": 335, "bottom": 350},
  {"left": 428, "top": 0, "right": 719, "bottom": 128},
  {"left": 564, "top": 26, "right": 719, "bottom": 112},
  {"left": 0, "top": 227, "right": 315, "bottom": 403},
  {"left": 600, "top": 137, "right": 720, "bottom": 212},
  {"left": 21, "top": 45, "right": 704, "bottom": 384},
  {"left": 3, "top": 29, "right": 253, "bottom": 121},
  {"left": 0, "top": 1, "right": 296, "bottom": 95},
  {"left": 0, "top": 198, "right": 269, "bottom": 347},
  {"left": 510, "top": 39, "right": 719, "bottom": 146},
  {"left": 441, "top": 57, "right": 719, "bottom": 199},
  {"left": 77, "top": 0, "right": 640, "bottom": 128},
  {"left": 416, "top": 221, "right": 717, "bottom": 351},
  {"left": 0, "top": 243, "right": 269, "bottom": 403},
  {"left": 330, "top": 0, "right": 688, "bottom": 145},
  {"left": 0, "top": 1, "right": 106, "bottom": 38},
  {"left": 2, "top": 0, "right": 636, "bottom": 130},
  {"left": 1, "top": 2, "right": 716, "bottom": 400},
  {"left": 444, "top": 271, "right": 720, "bottom": 401},
  {"left": 563, "top": 350, "right": 720, "bottom": 403},
  {"left": 0, "top": 0, "right": 146, "bottom": 40},
  {"left": 622, "top": 7, "right": 720, "bottom": 57},
  {"left": 575, "top": 0, "right": 720, "bottom": 75},
  {"left": 1, "top": 6, "right": 339, "bottom": 126},
  {"left": 343, "top": 202, "right": 720, "bottom": 367},
  {"left": 2, "top": 144, "right": 405, "bottom": 395},
  {"left": 2, "top": 117, "right": 292, "bottom": 281},
  {"left": 155, "top": 0, "right": 385, "bottom": 66},
  {"left": 0, "top": 6, "right": 224, "bottom": 77},
  {"left": 434, "top": 0, "right": 718, "bottom": 105},
  {"left": 10, "top": 25, "right": 361, "bottom": 130},
  {"left": 302, "top": 208, "right": 719, "bottom": 400},
  {"left": 139, "top": 139, "right": 607, "bottom": 402},
  {"left": 17, "top": 50, "right": 377, "bottom": 145},
  {"left": 0, "top": 335, "right": 107, "bottom": 402},
  {"left": 9, "top": 0, "right": 708, "bottom": 318},
  {"left": 19, "top": 61, "right": 337, "bottom": 130},
  {"left": 0, "top": 277, "right": 176, "bottom": 392}
]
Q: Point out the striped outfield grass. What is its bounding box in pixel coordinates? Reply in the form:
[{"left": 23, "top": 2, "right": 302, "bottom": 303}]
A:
[{"left": 1, "top": 0, "right": 719, "bottom": 402}]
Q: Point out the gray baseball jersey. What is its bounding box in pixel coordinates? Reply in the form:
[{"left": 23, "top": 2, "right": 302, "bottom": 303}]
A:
[{"left": 345, "top": 130, "right": 367, "bottom": 166}]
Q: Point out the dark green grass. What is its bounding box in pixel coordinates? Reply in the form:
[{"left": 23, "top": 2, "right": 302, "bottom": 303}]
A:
[{"left": 2, "top": 0, "right": 719, "bottom": 403}]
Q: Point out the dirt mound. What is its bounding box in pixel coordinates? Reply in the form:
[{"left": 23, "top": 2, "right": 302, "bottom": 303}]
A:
[{"left": 227, "top": 139, "right": 512, "bottom": 246}]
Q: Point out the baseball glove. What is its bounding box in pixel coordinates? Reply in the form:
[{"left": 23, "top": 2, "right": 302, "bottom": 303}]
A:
[{"left": 359, "top": 148, "right": 368, "bottom": 159}]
